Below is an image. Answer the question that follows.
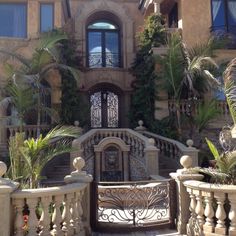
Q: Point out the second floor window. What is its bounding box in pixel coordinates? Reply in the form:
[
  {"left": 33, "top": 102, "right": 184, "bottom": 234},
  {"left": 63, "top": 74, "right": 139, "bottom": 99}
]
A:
[
  {"left": 40, "top": 3, "right": 54, "bottom": 32},
  {"left": 212, "top": 0, "right": 236, "bottom": 34},
  {"left": 0, "top": 3, "right": 27, "bottom": 38},
  {"left": 87, "top": 21, "right": 121, "bottom": 68}
]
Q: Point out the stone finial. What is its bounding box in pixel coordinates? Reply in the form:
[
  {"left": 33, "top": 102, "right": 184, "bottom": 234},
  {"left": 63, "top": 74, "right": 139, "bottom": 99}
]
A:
[
  {"left": 73, "top": 156, "right": 85, "bottom": 173},
  {"left": 186, "top": 139, "right": 194, "bottom": 147},
  {"left": 134, "top": 120, "right": 147, "bottom": 131},
  {"left": 148, "top": 138, "right": 155, "bottom": 146},
  {"left": 180, "top": 155, "right": 193, "bottom": 169},
  {"left": 0, "top": 161, "right": 7, "bottom": 177},
  {"left": 64, "top": 157, "right": 93, "bottom": 183},
  {"left": 74, "top": 120, "right": 80, "bottom": 127}
]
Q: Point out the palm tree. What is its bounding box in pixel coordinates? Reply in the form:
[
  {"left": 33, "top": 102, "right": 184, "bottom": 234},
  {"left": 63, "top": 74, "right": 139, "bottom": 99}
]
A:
[
  {"left": 8, "top": 125, "right": 80, "bottom": 188},
  {"left": 223, "top": 58, "right": 236, "bottom": 137},
  {"left": 159, "top": 33, "right": 219, "bottom": 138},
  {"left": 0, "top": 31, "right": 80, "bottom": 135}
]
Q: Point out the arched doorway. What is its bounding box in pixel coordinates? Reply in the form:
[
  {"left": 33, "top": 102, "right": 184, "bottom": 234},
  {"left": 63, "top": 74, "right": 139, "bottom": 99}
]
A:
[{"left": 90, "top": 90, "right": 119, "bottom": 128}]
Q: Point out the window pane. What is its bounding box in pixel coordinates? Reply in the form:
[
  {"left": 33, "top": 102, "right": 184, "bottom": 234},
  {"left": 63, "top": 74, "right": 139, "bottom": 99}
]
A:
[
  {"left": 228, "top": 0, "right": 236, "bottom": 34},
  {"left": 212, "top": 0, "right": 225, "bottom": 31},
  {"left": 88, "top": 32, "right": 102, "bottom": 68},
  {"left": 105, "top": 32, "right": 119, "bottom": 67},
  {"left": 88, "top": 22, "right": 117, "bottom": 30},
  {"left": 0, "top": 4, "right": 27, "bottom": 38},
  {"left": 40, "top": 4, "right": 54, "bottom": 32}
]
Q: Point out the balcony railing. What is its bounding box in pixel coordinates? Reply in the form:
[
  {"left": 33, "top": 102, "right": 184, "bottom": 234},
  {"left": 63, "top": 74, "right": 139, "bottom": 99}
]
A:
[{"left": 88, "top": 52, "right": 120, "bottom": 68}]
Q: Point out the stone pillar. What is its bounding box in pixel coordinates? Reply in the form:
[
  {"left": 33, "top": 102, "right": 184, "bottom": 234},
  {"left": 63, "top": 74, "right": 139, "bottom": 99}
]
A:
[
  {"left": 144, "top": 138, "right": 159, "bottom": 176},
  {"left": 123, "top": 151, "right": 129, "bottom": 180},
  {"left": 153, "top": 0, "right": 162, "bottom": 14},
  {"left": 95, "top": 152, "right": 101, "bottom": 182},
  {"left": 0, "top": 161, "right": 19, "bottom": 236},
  {"left": 64, "top": 157, "right": 93, "bottom": 236},
  {"left": 170, "top": 155, "right": 203, "bottom": 235},
  {"left": 183, "top": 139, "right": 199, "bottom": 167}
]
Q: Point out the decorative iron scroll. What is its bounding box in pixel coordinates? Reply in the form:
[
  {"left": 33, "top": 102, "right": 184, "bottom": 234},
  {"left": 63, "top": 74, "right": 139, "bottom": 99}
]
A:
[
  {"left": 88, "top": 52, "right": 119, "bottom": 68},
  {"left": 96, "top": 180, "right": 171, "bottom": 228},
  {"left": 90, "top": 92, "right": 102, "bottom": 128},
  {"left": 107, "top": 92, "right": 119, "bottom": 128}
]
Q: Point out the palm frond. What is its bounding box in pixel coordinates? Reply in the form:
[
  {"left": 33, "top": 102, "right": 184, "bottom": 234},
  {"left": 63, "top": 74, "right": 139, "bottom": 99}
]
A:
[{"left": 0, "top": 49, "right": 31, "bottom": 68}]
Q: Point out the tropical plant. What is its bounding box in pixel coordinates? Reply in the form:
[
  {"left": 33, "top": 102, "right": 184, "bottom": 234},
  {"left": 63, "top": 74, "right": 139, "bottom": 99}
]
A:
[
  {"left": 158, "top": 33, "right": 220, "bottom": 138},
  {"left": 130, "top": 13, "right": 166, "bottom": 130},
  {"left": 7, "top": 125, "right": 80, "bottom": 188},
  {"left": 0, "top": 31, "right": 80, "bottom": 134}
]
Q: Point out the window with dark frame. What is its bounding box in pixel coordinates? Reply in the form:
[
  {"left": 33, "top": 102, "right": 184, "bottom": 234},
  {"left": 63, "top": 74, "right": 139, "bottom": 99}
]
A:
[
  {"left": 211, "top": 0, "right": 236, "bottom": 35},
  {"left": 87, "top": 21, "right": 121, "bottom": 68},
  {"left": 40, "top": 3, "right": 54, "bottom": 32},
  {"left": 0, "top": 3, "right": 27, "bottom": 38}
]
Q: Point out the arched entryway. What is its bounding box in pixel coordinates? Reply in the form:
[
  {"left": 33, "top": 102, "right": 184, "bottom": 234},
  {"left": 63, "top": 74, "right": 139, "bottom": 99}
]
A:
[{"left": 89, "top": 84, "right": 122, "bottom": 128}]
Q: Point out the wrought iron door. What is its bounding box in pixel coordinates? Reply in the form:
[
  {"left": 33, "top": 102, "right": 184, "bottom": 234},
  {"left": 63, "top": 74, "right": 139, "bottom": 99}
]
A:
[{"left": 90, "top": 91, "right": 119, "bottom": 128}]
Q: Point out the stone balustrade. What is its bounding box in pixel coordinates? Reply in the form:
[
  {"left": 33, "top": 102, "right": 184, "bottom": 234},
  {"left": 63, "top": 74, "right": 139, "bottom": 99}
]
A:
[
  {"left": 139, "top": 129, "right": 199, "bottom": 167},
  {"left": 0, "top": 157, "right": 92, "bottom": 236},
  {"left": 71, "top": 128, "right": 159, "bottom": 178},
  {"left": 183, "top": 180, "right": 236, "bottom": 236},
  {"left": 11, "top": 183, "right": 87, "bottom": 236},
  {"left": 7, "top": 125, "right": 50, "bottom": 139},
  {"left": 168, "top": 99, "right": 230, "bottom": 116}
]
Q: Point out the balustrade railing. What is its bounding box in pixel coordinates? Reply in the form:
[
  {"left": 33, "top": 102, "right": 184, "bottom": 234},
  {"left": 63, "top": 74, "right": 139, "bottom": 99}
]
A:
[
  {"left": 72, "top": 128, "right": 148, "bottom": 163},
  {"left": 139, "top": 130, "right": 198, "bottom": 168},
  {"left": 7, "top": 125, "right": 50, "bottom": 139},
  {"left": 168, "top": 99, "right": 230, "bottom": 116},
  {"left": 183, "top": 180, "right": 236, "bottom": 236},
  {"left": 11, "top": 183, "right": 87, "bottom": 236}
]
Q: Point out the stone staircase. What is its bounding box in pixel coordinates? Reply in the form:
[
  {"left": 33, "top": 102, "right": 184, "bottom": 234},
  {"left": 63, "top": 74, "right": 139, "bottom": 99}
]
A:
[{"left": 41, "top": 153, "right": 70, "bottom": 186}]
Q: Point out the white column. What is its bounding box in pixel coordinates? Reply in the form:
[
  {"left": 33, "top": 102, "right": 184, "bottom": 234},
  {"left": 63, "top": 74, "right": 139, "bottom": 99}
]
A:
[{"left": 154, "top": 0, "right": 162, "bottom": 14}]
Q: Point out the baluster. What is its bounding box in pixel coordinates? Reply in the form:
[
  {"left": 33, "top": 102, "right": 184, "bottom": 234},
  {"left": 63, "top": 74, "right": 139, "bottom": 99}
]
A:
[
  {"left": 51, "top": 195, "right": 63, "bottom": 236},
  {"left": 228, "top": 193, "right": 236, "bottom": 235},
  {"left": 75, "top": 191, "right": 84, "bottom": 234},
  {"left": 67, "top": 193, "right": 75, "bottom": 235},
  {"left": 61, "top": 194, "right": 70, "bottom": 235},
  {"left": 13, "top": 199, "right": 25, "bottom": 236},
  {"left": 27, "top": 198, "right": 39, "bottom": 235},
  {"left": 195, "top": 190, "right": 205, "bottom": 230},
  {"left": 215, "top": 193, "right": 227, "bottom": 235},
  {"left": 40, "top": 196, "right": 52, "bottom": 236},
  {"left": 203, "top": 192, "right": 214, "bottom": 233},
  {"left": 187, "top": 188, "right": 197, "bottom": 235}
]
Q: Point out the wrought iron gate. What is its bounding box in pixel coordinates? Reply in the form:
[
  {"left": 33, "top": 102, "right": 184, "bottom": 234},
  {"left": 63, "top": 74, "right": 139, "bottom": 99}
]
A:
[{"left": 91, "top": 179, "right": 176, "bottom": 232}]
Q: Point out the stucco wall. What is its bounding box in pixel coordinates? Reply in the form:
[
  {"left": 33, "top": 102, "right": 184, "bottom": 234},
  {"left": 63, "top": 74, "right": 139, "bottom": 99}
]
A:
[{"left": 179, "top": 0, "right": 211, "bottom": 46}]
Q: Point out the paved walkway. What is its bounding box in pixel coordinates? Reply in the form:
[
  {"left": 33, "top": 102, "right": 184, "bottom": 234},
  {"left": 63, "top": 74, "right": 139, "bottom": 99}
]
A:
[{"left": 92, "top": 229, "right": 184, "bottom": 236}]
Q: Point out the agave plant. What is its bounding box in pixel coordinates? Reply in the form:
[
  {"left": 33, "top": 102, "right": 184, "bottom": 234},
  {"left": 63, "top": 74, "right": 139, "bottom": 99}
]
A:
[{"left": 8, "top": 125, "right": 80, "bottom": 188}]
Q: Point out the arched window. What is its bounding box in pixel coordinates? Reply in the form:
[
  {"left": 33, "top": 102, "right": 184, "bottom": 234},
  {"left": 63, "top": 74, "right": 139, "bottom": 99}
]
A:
[{"left": 87, "top": 21, "right": 121, "bottom": 68}]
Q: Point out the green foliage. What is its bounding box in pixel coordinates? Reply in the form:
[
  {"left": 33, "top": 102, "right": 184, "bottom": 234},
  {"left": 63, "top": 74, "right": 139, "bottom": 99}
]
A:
[
  {"left": 59, "top": 36, "right": 87, "bottom": 125},
  {"left": 130, "top": 13, "right": 166, "bottom": 129},
  {"left": 201, "top": 138, "right": 236, "bottom": 184},
  {"left": 138, "top": 14, "right": 166, "bottom": 48},
  {"left": 7, "top": 126, "right": 80, "bottom": 188}
]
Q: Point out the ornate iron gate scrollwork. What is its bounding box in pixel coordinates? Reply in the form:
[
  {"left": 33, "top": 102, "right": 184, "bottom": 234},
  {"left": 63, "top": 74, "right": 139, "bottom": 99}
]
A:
[{"left": 91, "top": 179, "right": 176, "bottom": 232}]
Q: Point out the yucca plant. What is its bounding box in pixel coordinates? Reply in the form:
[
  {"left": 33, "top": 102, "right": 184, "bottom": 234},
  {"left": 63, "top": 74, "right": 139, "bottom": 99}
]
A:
[{"left": 8, "top": 125, "right": 80, "bottom": 188}]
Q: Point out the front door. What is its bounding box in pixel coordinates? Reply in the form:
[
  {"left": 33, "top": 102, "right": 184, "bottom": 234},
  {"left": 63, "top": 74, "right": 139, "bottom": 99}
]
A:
[{"left": 90, "top": 90, "right": 119, "bottom": 128}]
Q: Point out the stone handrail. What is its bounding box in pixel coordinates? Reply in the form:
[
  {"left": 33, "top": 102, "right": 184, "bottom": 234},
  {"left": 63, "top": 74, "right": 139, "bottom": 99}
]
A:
[
  {"left": 183, "top": 180, "right": 236, "bottom": 236},
  {"left": 139, "top": 130, "right": 198, "bottom": 167},
  {"left": 7, "top": 125, "right": 50, "bottom": 138}
]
